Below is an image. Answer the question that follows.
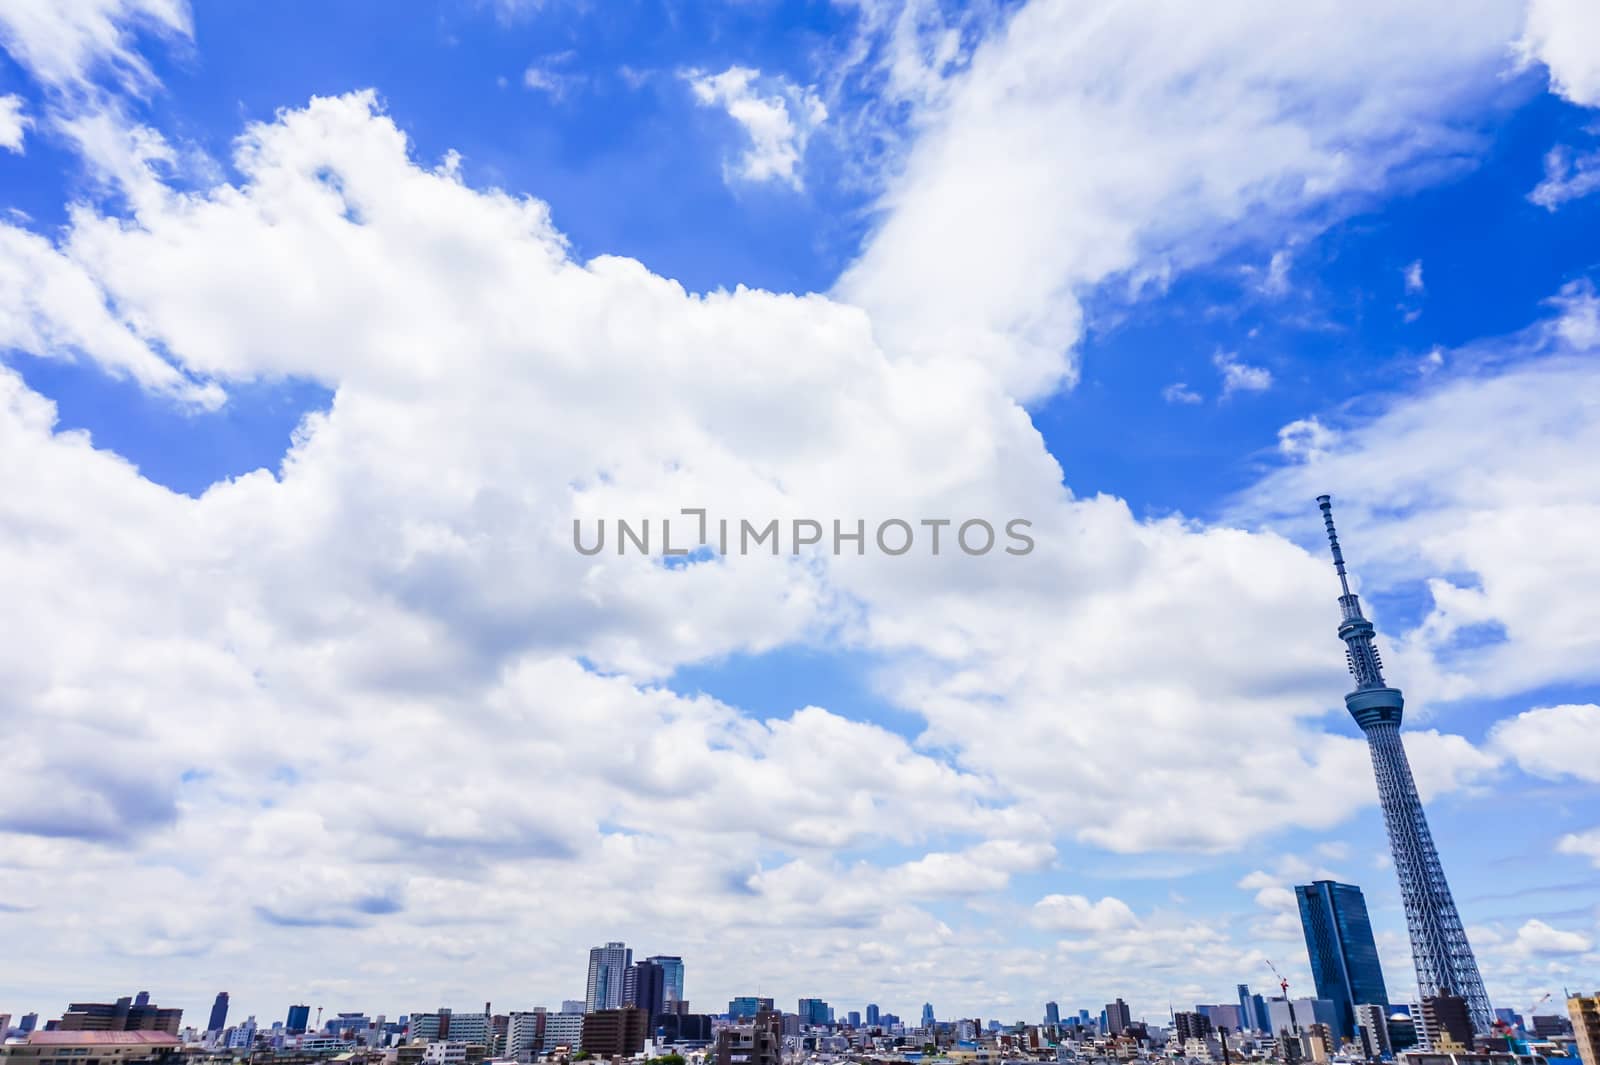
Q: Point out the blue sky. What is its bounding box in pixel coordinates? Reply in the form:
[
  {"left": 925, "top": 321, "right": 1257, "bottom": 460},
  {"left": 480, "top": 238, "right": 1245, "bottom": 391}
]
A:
[{"left": 2, "top": 0, "right": 1600, "bottom": 1034}]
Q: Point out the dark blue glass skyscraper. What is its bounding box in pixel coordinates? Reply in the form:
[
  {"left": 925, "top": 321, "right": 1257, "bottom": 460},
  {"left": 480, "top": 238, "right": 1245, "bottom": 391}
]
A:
[{"left": 1296, "top": 880, "right": 1389, "bottom": 1040}]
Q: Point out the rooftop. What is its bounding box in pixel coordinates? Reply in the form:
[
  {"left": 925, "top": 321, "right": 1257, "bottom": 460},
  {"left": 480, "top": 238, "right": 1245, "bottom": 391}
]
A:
[{"left": 26, "top": 1033, "right": 181, "bottom": 1046}]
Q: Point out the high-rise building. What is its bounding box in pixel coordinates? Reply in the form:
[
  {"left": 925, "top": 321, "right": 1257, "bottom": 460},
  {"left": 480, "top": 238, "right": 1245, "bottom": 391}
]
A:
[
  {"left": 579, "top": 1009, "right": 647, "bottom": 1058},
  {"left": 59, "top": 996, "right": 182, "bottom": 1035},
  {"left": 1296, "top": 879, "right": 1389, "bottom": 1041},
  {"left": 586, "top": 942, "right": 633, "bottom": 1013},
  {"left": 1174, "top": 1013, "right": 1213, "bottom": 1043},
  {"left": 1044, "top": 1003, "right": 1060, "bottom": 1027},
  {"left": 1354, "top": 1004, "right": 1392, "bottom": 1058},
  {"left": 286, "top": 1006, "right": 311, "bottom": 1036},
  {"left": 625, "top": 961, "right": 666, "bottom": 1021},
  {"left": 847, "top": 1012, "right": 861, "bottom": 1029},
  {"left": 1569, "top": 992, "right": 1600, "bottom": 1065},
  {"left": 1316, "top": 497, "right": 1493, "bottom": 1033},
  {"left": 921, "top": 1003, "right": 935, "bottom": 1028},
  {"left": 727, "top": 999, "right": 772, "bottom": 1020},
  {"left": 865, "top": 1005, "right": 880, "bottom": 1027},
  {"left": 1105, "top": 1000, "right": 1131, "bottom": 1036},
  {"left": 1417, "top": 994, "right": 1473, "bottom": 1052},
  {"left": 206, "top": 995, "right": 229, "bottom": 1035},
  {"left": 645, "top": 956, "right": 685, "bottom": 1006},
  {"left": 1237, "top": 986, "right": 1270, "bottom": 1033},
  {"left": 797, "top": 1000, "right": 830, "bottom": 1027}
]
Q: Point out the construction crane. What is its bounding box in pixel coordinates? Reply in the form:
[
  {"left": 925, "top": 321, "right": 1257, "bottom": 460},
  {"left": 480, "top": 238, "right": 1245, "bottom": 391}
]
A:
[{"left": 1266, "top": 959, "right": 1300, "bottom": 1036}]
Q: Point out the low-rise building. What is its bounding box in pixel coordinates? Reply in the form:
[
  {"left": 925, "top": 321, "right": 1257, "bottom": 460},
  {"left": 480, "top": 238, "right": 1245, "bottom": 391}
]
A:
[{"left": 0, "top": 1030, "right": 183, "bottom": 1065}]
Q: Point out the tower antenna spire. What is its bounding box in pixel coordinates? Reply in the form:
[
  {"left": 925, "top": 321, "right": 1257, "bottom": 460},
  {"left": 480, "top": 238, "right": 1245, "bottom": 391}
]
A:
[{"left": 1316, "top": 494, "right": 1352, "bottom": 598}]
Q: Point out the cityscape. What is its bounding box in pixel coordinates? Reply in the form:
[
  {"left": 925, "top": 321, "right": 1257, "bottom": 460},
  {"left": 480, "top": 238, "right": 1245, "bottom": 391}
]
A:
[
  {"left": 3, "top": 503, "right": 1596, "bottom": 1065},
  {"left": 3, "top": 5, "right": 1600, "bottom": 1065}
]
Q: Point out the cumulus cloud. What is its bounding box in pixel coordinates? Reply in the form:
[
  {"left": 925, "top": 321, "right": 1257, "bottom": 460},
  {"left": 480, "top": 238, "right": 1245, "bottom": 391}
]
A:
[
  {"left": 1031, "top": 893, "right": 1140, "bottom": 933},
  {"left": 1404, "top": 259, "right": 1425, "bottom": 294},
  {"left": 1214, "top": 351, "right": 1273, "bottom": 397},
  {"left": 1518, "top": 0, "right": 1600, "bottom": 107},
  {"left": 1512, "top": 918, "right": 1594, "bottom": 956},
  {"left": 1278, "top": 417, "right": 1339, "bottom": 462},
  {"left": 685, "top": 66, "right": 826, "bottom": 190},
  {"left": 1490, "top": 703, "right": 1600, "bottom": 783},
  {"left": 1558, "top": 828, "right": 1600, "bottom": 867}
]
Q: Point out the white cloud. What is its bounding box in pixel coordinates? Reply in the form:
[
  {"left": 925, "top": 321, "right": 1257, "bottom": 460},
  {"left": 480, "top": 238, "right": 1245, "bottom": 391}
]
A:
[
  {"left": 1404, "top": 258, "right": 1425, "bottom": 294},
  {"left": 1031, "top": 893, "right": 1140, "bottom": 933},
  {"left": 1558, "top": 828, "right": 1600, "bottom": 867},
  {"left": 1233, "top": 282, "right": 1600, "bottom": 707},
  {"left": 1518, "top": 0, "right": 1600, "bottom": 107},
  {"left": 685, "top": 66, "right": 826, "bottom": 190},
  {"left": 1512, "top": 918, "right": 1594, "bottom": 956},
  {"left": 1529, "top": 145, "right": 1600, "bottom": 210},
  {"left": 523, "top": 51, "right": 579, "bottom": 100},
  {"left": 1277, "top": 417, "right": 1338, "bottom": 462},
  {"left": 0, "top": 0, "right": 190, "bottom": 92},
  {"left": 1214, "top": 350, "right": 1273, "bottom": 397},
  {"left": 1490, "top": 703, "right": 1600, "bottom": 783},
  {"left": 1162, "top": 381, "right": 1202, "bottom": 405},
  {"left": 0, "top": 94, "right": 30, "bottom": 152},
  {"left": 835, "top": 0, "right": 1523, "bottom": 401},
  {"left": 1257, "top": 249, "right": 1293, "bottom": 297}
]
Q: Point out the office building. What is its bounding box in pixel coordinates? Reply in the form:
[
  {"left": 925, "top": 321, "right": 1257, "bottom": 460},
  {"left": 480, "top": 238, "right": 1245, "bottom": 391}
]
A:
[
  {"left": 1354, "top": 1004, "right": 1392, "bottom": 1058},
  {"left": 1569, "top": 992, "right": 1600, "bottom": 1065},
  {"left": 865, "top": 1005, "right": 880, "bottom": 1027},
  {"left": 506, "top": 1011, "right": 546, "bottom": 1060},
  {"left": 1045, "top": 1003, "right": 1060, "bottom": 1027},
  {"left": 1316, "top": 498, "right": 1493, "bottom": 1032},
  {"left": 728, "top": 998, "right": 773, "bottom": 1020},
  {"left": 1297, "top": 879, "right": 1390, "bottom": 1042},
  {"left": 1105, "top": 1000, "right": 1131, "bottom": 1037},
  {"left": 539, "top": 1013, "right": 583, "bottom": 1053},
  {"left": 655, "top": 1014, "right": 714, "bottom": 1045},
  {"left": 1175, "top": 1013, "right": 1213, "bottom": 1043},
  {"left": 59, "top": 996, "right": 181, "bottom": 1036},
  {"left": 715, "top": 1010, "right": 780, "bottom": 1065},
  {"left": 204, "top": 995, "right": 228, "bottom": 1035},
  {"left": 18, "top": 1015, "right": 38, "bottom": 1036},
  {"left": 1417, "top": 994, "right": 1473, "bottom": 1052},
  {"left": 644, "top": 956, "right": 685, "bottom": 1006},
  {"left": 625, "top": 960, "right": 666, "bottom": 1021},
  {"left": 586, "top": 942, "right": 633, "bottom": 1013},
  {"left": 798, "top": 1000, "right": 830, "bottom": 1027},
  {"left": 921, "top": 1003, "right": 935, "bottom": 1028},
  {"left": 559, "top": 1002, "right": 585, "bottom": 1016},
  {"left": 1532, "top": 1014, "right": 1573, "bottom": 1038},
  {"left": 1198, "top": 1005, "right": 1242, "bottom": 1032},
  {"left": 847, "top": 1012, "right": 861, "bottom": 1029},
  {"left": 286, "top": 1006, "right": 310, "bottom": 1036},
  {"left": 580, "top": 1008, "right": 647, "bottom": 1058}
]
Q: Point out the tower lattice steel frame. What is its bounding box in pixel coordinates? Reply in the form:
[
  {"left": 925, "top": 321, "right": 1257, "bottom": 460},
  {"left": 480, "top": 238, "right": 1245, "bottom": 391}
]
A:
[{"left": 1316, "top": 495, "right": 1492, "bottom": 1034}]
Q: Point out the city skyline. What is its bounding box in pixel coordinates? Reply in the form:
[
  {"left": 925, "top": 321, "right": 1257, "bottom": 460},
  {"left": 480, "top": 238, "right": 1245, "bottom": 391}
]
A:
[{"left": 2, "top": 0, "right": 1600, "bottom": 1031}]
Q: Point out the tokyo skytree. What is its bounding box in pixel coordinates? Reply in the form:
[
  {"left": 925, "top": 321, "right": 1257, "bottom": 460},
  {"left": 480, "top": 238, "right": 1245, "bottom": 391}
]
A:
[{"left": 1316, "top": 495, "right": 1493, "bottom": 1033}]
